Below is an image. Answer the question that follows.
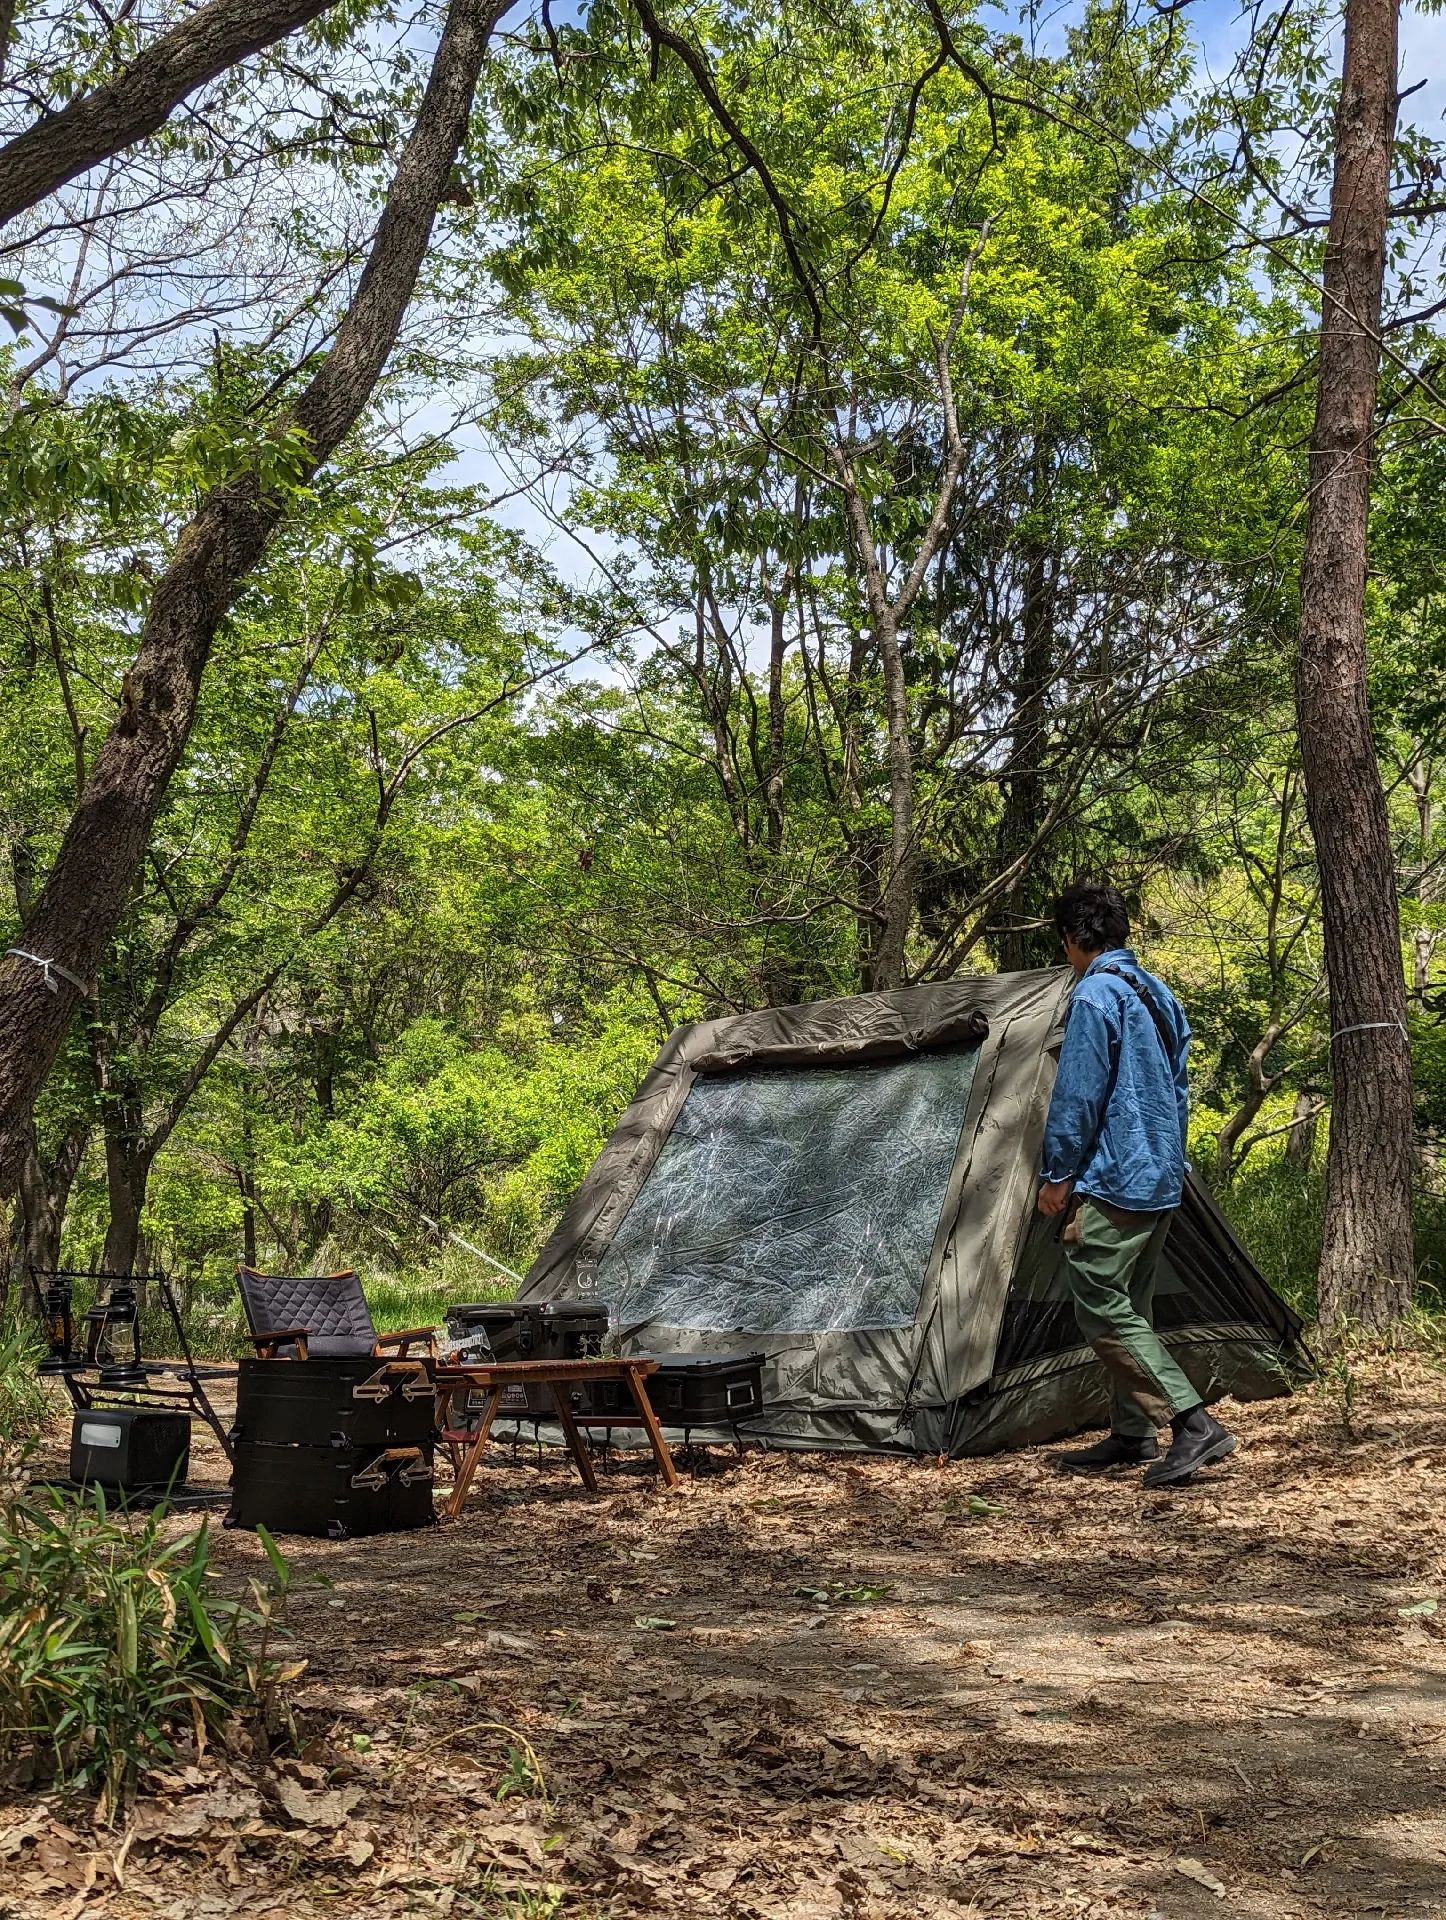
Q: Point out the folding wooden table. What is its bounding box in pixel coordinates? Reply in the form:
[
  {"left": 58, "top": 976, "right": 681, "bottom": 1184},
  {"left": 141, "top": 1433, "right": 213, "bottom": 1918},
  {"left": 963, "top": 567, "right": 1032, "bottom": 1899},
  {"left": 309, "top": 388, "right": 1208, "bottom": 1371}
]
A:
[{"left": 433, "top": 1356, "right": 678, "bottom": 1519}]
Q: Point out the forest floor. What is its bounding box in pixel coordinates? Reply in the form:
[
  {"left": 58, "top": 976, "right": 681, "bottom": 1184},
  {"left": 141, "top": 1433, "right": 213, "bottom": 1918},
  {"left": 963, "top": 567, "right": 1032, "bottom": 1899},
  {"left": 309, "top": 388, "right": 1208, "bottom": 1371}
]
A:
[{"left": 3, "top": 1350, "right": 1445, "bottom": 1920}]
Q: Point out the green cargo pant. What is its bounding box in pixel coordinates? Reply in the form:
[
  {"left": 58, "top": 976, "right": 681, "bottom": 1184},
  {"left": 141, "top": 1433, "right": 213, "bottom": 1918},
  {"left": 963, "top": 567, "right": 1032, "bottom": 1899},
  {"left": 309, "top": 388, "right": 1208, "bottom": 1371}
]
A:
[{"left": 1064, "top": 1200, "right": 1203, "bottom": 1439}]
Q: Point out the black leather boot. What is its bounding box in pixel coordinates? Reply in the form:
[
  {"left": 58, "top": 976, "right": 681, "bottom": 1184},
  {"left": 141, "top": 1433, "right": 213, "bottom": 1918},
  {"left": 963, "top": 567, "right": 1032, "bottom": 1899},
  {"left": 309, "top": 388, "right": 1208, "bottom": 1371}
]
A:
[
  {"left": 1055, "top": 1431, "right": 1160, "bottom": 1471},
  {"left": 1141, "top": 1408, "right": 1237, "bottom": 1488}
]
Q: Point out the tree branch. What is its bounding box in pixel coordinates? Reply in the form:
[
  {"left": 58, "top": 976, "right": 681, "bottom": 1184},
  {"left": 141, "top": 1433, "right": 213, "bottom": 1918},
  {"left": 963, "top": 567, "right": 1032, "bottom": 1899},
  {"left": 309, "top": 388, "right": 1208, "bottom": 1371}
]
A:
[{"left": 0, "top": 0, "right": 344, "bottom": 229}]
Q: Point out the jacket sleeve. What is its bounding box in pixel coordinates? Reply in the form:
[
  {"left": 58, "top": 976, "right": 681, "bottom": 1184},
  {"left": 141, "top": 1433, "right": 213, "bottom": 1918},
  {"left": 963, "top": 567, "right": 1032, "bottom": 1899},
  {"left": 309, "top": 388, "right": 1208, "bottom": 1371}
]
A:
[
  {"left": 1173, "top": 1002, "right": 1192, "bottom": 1164},
  {"left": 1041, "top": 990, "right": 1117, "bottom": 1184}
]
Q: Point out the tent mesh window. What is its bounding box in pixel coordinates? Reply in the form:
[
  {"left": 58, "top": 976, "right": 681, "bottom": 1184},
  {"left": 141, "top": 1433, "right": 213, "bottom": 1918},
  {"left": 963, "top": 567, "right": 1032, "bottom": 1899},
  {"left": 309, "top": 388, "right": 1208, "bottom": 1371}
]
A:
[{"left": 599, "top": 1047, "right": 980, "bottom": 1334}]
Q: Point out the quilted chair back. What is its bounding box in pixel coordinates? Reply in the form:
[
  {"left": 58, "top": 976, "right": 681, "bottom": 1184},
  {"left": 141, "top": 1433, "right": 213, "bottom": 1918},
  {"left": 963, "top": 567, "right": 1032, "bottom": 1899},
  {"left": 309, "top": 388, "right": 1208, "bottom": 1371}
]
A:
[{"left": 236, "top": 1267, "right": 377, "bottom": 1358}]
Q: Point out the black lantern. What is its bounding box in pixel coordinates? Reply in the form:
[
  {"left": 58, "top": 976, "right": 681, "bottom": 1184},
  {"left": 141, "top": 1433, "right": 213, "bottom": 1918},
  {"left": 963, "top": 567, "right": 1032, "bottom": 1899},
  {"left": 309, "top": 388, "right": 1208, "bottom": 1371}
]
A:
[
  {"left": 37, "top": 1274, "right": 81, "bottom": 1378},
  {"left": 92, "top": 1281, "right": 148, "bottom": 1391}
]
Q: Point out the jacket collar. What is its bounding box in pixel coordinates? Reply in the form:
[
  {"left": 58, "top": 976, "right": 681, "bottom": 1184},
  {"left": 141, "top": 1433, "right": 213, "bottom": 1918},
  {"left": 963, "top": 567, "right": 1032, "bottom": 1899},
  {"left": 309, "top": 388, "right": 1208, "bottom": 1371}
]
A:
[{"left": 1083, "top": 947, "right": 1139, "bottom": 979}]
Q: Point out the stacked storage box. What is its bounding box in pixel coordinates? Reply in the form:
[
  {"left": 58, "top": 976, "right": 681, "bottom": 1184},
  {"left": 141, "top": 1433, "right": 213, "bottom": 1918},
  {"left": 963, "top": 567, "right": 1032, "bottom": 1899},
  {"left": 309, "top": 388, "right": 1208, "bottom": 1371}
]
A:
[{"left": 228, "top": 1358, "right": 436, "bottom": 1539}]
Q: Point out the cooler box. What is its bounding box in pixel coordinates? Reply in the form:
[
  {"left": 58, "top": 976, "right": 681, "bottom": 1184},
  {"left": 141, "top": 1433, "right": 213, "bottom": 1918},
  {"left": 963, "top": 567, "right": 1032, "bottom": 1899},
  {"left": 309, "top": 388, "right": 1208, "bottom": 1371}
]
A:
[
  {"left": 229, "top": 1439, "right": 435, "bottom": 1539},
  {"left": 445, "top": 1303, "right": 534, "bottom": 1361},
  {"left": 524, "top": 1301, "right": 610, "bottom": 1414},
  {"left": 231, "top": 1356, "right": 435, "bottom": 1449},
  {"left": 70, "top": 1407, "right": 191, "bottom": 1490},
  {"left": 533, "top": 1301, "right": 609, "bottom": 1359}
]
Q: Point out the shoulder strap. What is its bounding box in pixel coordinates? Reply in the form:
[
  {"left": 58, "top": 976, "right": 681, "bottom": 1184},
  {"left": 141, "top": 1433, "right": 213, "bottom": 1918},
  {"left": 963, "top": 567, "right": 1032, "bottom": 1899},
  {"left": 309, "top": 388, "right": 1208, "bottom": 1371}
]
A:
[{"left": 1096, "top": 963, "right": 1175, "bottom": 1065}]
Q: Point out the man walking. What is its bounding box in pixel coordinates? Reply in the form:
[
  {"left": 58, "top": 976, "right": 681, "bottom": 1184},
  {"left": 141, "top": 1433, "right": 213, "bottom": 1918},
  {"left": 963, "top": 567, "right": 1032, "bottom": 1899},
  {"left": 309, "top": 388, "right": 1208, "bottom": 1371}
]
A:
[{"left": 1038, "top": 883, "right": 1236, "bottom": 1488}]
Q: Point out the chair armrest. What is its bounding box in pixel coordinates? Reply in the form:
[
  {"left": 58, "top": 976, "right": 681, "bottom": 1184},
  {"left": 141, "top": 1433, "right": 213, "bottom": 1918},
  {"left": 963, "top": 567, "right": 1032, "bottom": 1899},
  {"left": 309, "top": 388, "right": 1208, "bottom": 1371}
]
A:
[
  {"left": 251, "top": 1327, "right": 310, "bottom": 1360},
  {"left": 374, "top": 1326, "right": 438, "bottom": 1358}
]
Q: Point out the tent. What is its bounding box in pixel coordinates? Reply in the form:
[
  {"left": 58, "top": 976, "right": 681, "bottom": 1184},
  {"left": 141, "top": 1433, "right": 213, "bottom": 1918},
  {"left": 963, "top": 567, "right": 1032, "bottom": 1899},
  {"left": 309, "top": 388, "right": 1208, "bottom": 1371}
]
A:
[{"left": 519, "top": 968, "right": 1307, "bottom": 1454}]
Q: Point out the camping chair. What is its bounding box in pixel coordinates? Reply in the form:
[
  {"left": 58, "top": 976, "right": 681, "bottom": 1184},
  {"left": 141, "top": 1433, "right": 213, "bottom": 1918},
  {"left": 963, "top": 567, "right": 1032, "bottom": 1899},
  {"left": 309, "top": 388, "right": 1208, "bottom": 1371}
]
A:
[{"left": 234, "top": 1266, "right": 438, "bottom": 1362}]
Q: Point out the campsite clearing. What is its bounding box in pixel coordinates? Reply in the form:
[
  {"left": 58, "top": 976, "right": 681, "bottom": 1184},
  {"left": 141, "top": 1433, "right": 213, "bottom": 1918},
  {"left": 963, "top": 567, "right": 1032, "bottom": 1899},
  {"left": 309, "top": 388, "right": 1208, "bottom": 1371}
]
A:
[{"left": 5, "top": 1350, "right": 1446, "bottom": 1920}]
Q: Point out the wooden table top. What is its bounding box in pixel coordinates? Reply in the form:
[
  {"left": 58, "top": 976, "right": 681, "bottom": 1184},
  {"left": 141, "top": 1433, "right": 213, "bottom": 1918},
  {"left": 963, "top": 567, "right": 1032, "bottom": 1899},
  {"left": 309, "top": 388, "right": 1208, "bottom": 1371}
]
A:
[{"left": 432, "top": 1355, "right": 659, "bottom": 1384}]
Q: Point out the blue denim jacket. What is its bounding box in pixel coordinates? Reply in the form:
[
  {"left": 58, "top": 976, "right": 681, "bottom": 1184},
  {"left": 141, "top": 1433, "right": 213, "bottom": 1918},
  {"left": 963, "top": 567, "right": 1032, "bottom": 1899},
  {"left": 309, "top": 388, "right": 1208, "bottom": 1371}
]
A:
[{"left": 1040, "top": 949, "right": 1191, "bottom": 1211}]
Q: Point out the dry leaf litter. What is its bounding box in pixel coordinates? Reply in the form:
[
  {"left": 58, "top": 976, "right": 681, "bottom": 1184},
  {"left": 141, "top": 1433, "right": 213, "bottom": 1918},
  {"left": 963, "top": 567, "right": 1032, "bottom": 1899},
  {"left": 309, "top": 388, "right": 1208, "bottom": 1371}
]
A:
[{"left": 3, "top": 1350, "right": 1444, "bottom": 1920}]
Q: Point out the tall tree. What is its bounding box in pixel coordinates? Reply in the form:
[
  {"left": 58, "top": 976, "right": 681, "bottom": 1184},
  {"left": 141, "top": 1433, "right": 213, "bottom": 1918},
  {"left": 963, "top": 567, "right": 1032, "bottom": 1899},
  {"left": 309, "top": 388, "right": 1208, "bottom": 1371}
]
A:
[
  {"left": 0, "top": 0, "right": 503, "bottom": 1224},
  {"left": 1295, "top": 0, "right": 1413, "bottom": 1330}
]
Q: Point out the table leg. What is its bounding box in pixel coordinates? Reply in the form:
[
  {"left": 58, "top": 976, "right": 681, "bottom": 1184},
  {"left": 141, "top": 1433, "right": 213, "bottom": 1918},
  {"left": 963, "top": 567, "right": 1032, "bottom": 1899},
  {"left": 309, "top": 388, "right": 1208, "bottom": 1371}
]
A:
[
  {"left": 624, "top": 1366, "right": 680, "bottom": 1489},
  {"left": 548, "top": 1385, "right": 599, "bottom": 1494},
  {"left": 444, "top": 1386, "right": 502, "bottom": 1521}
]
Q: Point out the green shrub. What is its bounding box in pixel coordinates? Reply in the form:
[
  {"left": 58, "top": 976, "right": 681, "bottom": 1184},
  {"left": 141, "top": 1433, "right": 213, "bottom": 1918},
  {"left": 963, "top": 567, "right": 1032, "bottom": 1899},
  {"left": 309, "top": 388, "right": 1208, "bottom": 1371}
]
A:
[
  {"left": 0, "top": 1322, "right": 50, "bottom": 1487},
  {"left": 1207, "top": 1161, "right": 1325, "bottom": 1322},
  {"left": 0, "top": 1497, "right": 299, "bottom": 1812}
]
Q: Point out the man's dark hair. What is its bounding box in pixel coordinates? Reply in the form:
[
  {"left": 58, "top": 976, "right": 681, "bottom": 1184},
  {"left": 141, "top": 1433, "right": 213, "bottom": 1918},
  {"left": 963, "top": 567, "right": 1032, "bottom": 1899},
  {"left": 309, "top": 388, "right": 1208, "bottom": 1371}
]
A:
[{"left": 1054, "top": 883, "right": 1130, "bottom": 954}]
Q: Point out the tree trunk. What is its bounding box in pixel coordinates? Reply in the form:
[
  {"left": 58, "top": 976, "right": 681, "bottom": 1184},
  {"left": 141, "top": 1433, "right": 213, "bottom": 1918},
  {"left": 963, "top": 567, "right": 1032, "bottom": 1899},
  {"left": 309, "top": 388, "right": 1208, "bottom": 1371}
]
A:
[
  {"left": 1284, "top": 1090, "right": 1321, "bottom": 1169},
  {"left": 1418, "top": 1130, "right": 1443, "bottom": 1197},
  {"left": 766, "top": 595, "right": 787, "bottom": 856},
  {"left": 869, "top": 608, "right": 914, "bottom": 992},
  {"left": 1295, "top": 0, "right": 1413, "bottom": 1332},
  {"left": 998, "top": 535, "right": 1054, "bottom": 972},
  {"left": 1214, "top": 1019, "right": 1285, "bottom": 1183},
  {"left": 1412, "top": 924, "right": 1437, "bottom": 1003},
  {"left": 240, "top": 1172, "right": 258, "bottom": 1270},
  {"left": 100, "top": 1112, "right": 152, "bottom": 1276},
  {"left": 16, "top": 1117, "right": 89, "bottom": 1283},
  {"left": 0, "top": 0, "right": 500, "bottom": 1203},
  {"left": 0, "top": 0, "right": 342, "bottom": 228}
]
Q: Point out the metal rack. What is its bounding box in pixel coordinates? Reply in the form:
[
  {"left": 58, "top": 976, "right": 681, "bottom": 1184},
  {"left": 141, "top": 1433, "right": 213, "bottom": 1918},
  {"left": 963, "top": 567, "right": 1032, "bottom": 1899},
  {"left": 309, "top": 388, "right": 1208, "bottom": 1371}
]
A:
[{"left": 30, "top": 1268, "right": 236, "bottom": 1465}]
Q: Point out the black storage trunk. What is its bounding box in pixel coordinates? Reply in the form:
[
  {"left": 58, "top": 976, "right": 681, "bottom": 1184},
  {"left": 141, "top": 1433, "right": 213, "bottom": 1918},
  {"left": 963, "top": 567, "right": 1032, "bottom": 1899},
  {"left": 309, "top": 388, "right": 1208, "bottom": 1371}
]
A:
[
  {"left": 229, "top": 1439, "right": 435, "bottom": 1539},
  {"left": 231, "top": 1357, "right": 435, "bottom": 1449},
  {"left": 540, "top": 1373, "right": 641, "bottom": 1419},
  {"left": 70, "top": 1407, "right": 191, "bottom": 1489},
  {"left": 644, "top": 1352, "right": 766, "bottom": 1425}
]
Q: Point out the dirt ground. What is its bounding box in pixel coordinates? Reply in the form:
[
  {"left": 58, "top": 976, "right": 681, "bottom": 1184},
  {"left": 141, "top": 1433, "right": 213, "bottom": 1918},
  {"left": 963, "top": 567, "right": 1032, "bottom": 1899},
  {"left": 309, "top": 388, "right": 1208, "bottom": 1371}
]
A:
[{"left": 4, "top": 1351, "right": 1445, "bottom": 1920}]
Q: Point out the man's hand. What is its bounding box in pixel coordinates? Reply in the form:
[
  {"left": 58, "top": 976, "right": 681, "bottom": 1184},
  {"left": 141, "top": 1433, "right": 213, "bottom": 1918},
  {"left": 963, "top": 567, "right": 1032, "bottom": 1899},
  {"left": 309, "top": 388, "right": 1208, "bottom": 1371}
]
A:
[{"left": 1037, "top": 1179, "right": 1071, "bottom": 1217}]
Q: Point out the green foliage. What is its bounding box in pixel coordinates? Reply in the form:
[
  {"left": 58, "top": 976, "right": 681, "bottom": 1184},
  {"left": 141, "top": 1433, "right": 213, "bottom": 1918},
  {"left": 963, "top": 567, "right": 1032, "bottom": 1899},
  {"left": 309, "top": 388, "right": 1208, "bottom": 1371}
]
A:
[
  {"left": 5, "top": 0, "right": 1446, "bottom": 1335},
  {"left": 0, "top": 1497, "right": 300, "bottom": 1809},
  {"left": 0, "top": 1324, "right": 49, "bottom": 1492}
]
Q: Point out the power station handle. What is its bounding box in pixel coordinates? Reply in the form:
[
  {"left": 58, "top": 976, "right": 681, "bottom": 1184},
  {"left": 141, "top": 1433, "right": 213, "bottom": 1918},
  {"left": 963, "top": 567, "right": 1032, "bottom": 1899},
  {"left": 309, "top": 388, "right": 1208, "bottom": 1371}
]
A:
[
  {"left": 349, "top": 1446, "right": 433, "bottom": 1490},
  {"left": 353, "top": 1360, "right": 434, "bottom": 1403}
]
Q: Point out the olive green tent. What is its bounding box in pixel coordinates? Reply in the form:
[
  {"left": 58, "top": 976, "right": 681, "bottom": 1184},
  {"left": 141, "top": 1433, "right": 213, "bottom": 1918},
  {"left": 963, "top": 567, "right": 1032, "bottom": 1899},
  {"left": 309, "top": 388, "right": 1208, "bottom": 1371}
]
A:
[{"left": 518, "top": 968, "right": 1306, "bottom": 1454}]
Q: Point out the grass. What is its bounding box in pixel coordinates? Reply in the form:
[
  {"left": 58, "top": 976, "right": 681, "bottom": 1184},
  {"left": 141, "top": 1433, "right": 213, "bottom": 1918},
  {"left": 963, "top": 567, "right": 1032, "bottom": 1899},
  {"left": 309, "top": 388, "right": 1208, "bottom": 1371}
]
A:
[
  {"left": 0, "top": 1322, "right": 50, "bottom": 1493},
  {"left": 1209, "top": 1161, "right": 1325, "bottom": 1321},
  {"left": 0, "top": 1496, "right": 301, "bottom": 1811}
]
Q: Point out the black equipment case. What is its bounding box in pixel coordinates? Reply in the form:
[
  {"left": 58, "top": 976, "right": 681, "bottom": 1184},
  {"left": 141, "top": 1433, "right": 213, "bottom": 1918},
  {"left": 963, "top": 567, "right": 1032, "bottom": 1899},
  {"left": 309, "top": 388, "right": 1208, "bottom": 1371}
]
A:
[
  {"left": 532, "top": 1349, "right": 766, "bottom": 1427},
  {"left": 643, "top": 1352, "right": 765, "bottom": 1425},
  {"left": 229, "top": 1439, "right": 434, "bottom": 1539},
  {"left": 445, "top": 1303, "right": 533, "bottom": 1360},
  {"left": 446, "top": 1301, "right": 610, "bottom": 1419},
  {"left": 525, "top": 1302, "right": 609, "bottom": 1413},
  {"left": 446, "top": 1301, "right": 607, "bottom": 1360},
  {"left": 70, "top": 1407, "right": 191, "bottom": 1490},
  {"left": 231, "top": 1356, "right": 434, "bottom": 1449}
]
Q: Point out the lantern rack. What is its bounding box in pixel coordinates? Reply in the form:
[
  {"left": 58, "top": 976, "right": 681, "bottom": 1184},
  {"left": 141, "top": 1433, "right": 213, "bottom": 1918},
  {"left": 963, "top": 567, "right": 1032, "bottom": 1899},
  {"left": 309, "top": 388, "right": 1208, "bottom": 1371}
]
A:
[{"left": 30, "top": 1268, "right": 236, "bottom": 1465}]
